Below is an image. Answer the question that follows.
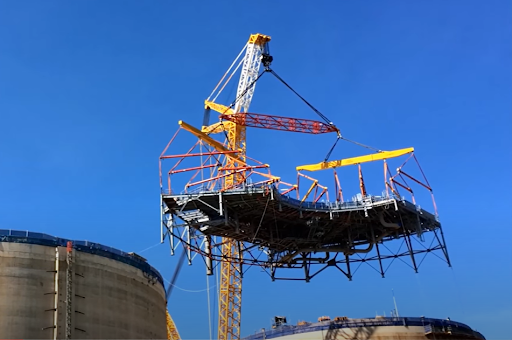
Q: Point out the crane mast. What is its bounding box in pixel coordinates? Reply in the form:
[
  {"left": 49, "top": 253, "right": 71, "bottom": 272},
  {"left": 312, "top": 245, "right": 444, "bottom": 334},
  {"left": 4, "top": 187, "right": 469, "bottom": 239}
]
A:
[
  {"left": 225, "top": 33, "right": 271, "bottom": 186},
  {"left": 216, "top": 33, "right": 271, "bottom": 340}
]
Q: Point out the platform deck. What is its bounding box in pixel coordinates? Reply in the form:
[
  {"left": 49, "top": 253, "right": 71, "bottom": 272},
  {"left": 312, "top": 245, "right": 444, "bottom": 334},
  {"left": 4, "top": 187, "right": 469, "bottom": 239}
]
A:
[{"left": 162, "top": 185, "right": 440, "bottom": 254}]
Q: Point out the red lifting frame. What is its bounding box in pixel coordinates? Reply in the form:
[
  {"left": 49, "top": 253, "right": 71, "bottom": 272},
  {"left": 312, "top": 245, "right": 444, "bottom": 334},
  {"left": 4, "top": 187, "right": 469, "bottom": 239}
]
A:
[{"left": 219, "top": 112, "right": 338, "bottom": 134}]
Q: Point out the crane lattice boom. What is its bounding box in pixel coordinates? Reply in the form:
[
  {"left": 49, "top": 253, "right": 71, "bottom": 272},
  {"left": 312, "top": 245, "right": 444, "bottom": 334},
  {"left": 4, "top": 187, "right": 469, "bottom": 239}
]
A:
[{"left": 214, "top": 33, "right": 271, "bottom": 340}]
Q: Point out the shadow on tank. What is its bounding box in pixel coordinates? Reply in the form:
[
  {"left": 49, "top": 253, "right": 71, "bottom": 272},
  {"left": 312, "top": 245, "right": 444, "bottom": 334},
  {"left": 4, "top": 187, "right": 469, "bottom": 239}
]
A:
[{"left": 324, "top": 318, "right": 376, "bottom": 340}]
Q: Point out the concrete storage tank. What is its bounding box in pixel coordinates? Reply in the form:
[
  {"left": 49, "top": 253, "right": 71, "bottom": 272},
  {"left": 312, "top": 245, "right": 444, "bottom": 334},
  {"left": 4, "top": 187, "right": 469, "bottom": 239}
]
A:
[
  {"left": 0, "top": 229, "right": 167, "bottom": 339},
  {"left": 244, "top": 316, "right": 486, "bottom": 340}
]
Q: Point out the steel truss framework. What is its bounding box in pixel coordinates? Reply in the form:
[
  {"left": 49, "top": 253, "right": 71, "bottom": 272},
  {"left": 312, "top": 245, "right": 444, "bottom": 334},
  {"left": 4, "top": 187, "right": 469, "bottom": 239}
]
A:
[
  {"left": 161, "top": 32, "right": 451, "bottom": 340},
  {"left": 159, "top": 125, "right": 451, "bottom": 283},
  {"left": 161, "top": 192, "right": 451, "bottom": 282}
]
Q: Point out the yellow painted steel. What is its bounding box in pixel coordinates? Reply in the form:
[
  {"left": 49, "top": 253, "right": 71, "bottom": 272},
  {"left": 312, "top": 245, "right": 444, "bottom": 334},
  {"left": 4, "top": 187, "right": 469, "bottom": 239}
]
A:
[
  {"left": 178, "top": 118, "right": 246, "bottom": 340},
  {"left": 202, "top": 121, "right": 229, "bottom": 134},
  {"left": 224, "top": 119, "right": 246, "bottom": 188},
  {"left": 301, "top": 181, "right": 318, "bottom": 203},
  {"left": 296, "top": 147, "right": 415, "bottom": 172},
  {"left": 218, "top": 240, "right": 243, "bottom": 340},
  {"left": 201, "top": 99, "right": 246, "bottom": 186},
  {"left": 248, "top": 33, "right": 271, "bottom": 45},
  {"left": 217, "top": 34, "right": 271, "bottom": 340},
  {"left": 204, "top": 100, "right": 234, "bottom": 115},
  {"left": 178, "top": 120, "right": 246, "bottom": 165},
  {"left": 166, "top": 310, "right": 181, "bottom": 340},
  {"left": 201, "top": 101, "right": 235, "bottom": 133}
]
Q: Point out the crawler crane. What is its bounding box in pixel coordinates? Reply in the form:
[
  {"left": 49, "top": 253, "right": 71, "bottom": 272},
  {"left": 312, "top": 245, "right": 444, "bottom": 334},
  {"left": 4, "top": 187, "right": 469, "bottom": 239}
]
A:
[{"left": 160, "top": 33, "right": 450, "bottom": 340}]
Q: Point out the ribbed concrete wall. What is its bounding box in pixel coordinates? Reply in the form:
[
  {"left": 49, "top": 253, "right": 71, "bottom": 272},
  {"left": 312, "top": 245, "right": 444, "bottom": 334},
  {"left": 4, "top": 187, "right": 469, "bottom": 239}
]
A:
[{"left": 0, "top": 241, "right": 167, "bottom": 339}]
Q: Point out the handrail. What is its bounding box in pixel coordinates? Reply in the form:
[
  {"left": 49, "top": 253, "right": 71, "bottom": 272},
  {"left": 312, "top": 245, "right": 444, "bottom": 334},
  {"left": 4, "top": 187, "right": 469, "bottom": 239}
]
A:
[{"left": 243, "top": 317, "right": 481, "bottom": 340}]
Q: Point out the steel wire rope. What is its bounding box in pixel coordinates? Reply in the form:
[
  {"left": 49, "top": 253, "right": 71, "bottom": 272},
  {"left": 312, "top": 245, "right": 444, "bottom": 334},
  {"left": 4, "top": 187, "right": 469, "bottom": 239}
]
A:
[
  {"left": 205, "top": 69, "right": 268, "bottom": 178},
  {"left": 267, "top": 69, "right": 332, "bottom": 125},
  {"left": 214, "top": 70, "right": 239, "bottom": 142},
  {"left": 137, "top": 241, "right": 162, "bottom": 254},
  {"left": 341, "top": 136, "right": 382, "bottom": 152},
  {"left": 251, "top": 194, "right": 272, "bottom": 242},
  {"left": 267, "top": 68, "right": 343, "bottom": 162},
  {"left": 323, "top": 136, "right": 341, "bottom": 162},
  {"left": 210, "top": 58, "right": 385, "bottom": 164},
  {"left": 216, "top": 69, "right": 268, "bottom": 141},
  {"left": 268, "top": 67, "right": 385, "bottom": 159},
  {"left": 205, "top": 69, "right": 269, "bottom": 193},
  {"left": 165, "top": 282, "right": 216, "bottom": 293},
  {"left": 165, "top": 280, "right": 216, "bottom": 293}
]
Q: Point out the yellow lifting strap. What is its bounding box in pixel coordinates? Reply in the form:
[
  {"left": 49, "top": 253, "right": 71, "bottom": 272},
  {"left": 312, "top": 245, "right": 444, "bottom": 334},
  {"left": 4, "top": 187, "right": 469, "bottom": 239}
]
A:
[{"left": 296, "top": 147, "right": 414, "bottom": 172}]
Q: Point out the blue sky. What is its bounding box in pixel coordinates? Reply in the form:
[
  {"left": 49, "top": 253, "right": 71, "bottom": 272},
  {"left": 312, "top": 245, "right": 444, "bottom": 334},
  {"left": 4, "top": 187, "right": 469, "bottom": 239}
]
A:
[{"left": 1, "top": 0, "right": 510, "bottom": 339}]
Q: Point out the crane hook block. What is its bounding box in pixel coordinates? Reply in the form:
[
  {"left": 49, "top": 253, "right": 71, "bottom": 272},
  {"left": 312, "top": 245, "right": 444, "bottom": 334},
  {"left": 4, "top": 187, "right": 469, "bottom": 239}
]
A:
[{"left": 261, "top": 53, "right": 273, "bottom": 69}]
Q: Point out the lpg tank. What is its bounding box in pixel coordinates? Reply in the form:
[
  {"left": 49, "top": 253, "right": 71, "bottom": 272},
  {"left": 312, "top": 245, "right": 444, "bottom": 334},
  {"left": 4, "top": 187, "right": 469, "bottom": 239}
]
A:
[{"left": 0, "top": 229, "right": 167, "bottom": 339}]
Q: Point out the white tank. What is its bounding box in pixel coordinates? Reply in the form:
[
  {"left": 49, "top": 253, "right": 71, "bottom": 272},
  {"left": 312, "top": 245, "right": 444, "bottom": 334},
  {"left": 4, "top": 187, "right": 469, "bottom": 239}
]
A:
[
  {"left": 244, "top": 316, "right": 486, "bottom": 340},
  {"left": 0, "top": 230, "right": 167, "bottom": 339}
]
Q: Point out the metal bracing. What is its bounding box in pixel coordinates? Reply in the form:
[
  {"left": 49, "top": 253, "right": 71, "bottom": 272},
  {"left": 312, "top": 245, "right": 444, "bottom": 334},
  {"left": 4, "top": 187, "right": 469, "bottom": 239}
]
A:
[
  {"left": 159, "top": 32, "right": 449, "bottom": 340},
  {"left": 161, "top": 192, "right": 451, "bottom": 283}
]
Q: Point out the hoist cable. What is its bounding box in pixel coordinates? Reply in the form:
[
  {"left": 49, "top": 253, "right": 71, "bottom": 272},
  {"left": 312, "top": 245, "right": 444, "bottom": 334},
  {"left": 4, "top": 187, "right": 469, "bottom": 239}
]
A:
[
  {"left": 268, "top": 69, "right": 333, "bottom": 126},
  {"left": 322, "top": 135, "right": 382, "bottom": 163},
  {"left": 324, "top": 136, "right": 341, "bottom": 162},
  {"left": 340, "top": 136, "right": 382, "bottom": 152},
  {"left": 266, "top": 67, "right": 351, "bottom": 162},
  {"left": 216, "top": 69, "right": 268, "bottom": 144},
  {"left": 228, "top": 70, "right": 268, "bottom": 112},
  {"left": 208, "top": 53, "right": 382, "bottom": 162},
  {"left": 267, "top": 66, "right": 389, "bottom": 156}
]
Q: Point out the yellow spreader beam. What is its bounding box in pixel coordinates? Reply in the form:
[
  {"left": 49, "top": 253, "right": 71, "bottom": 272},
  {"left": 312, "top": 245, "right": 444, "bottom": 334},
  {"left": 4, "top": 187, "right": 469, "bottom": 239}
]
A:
[{"left": 296, "top": 147, "right": 414, "bottom": 172}]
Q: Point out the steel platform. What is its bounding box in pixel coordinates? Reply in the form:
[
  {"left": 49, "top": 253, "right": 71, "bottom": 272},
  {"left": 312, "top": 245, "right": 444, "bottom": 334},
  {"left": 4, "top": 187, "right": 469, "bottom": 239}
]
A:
[{"left": 162, "top": 184, "right": 439, "bottom": 257}]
